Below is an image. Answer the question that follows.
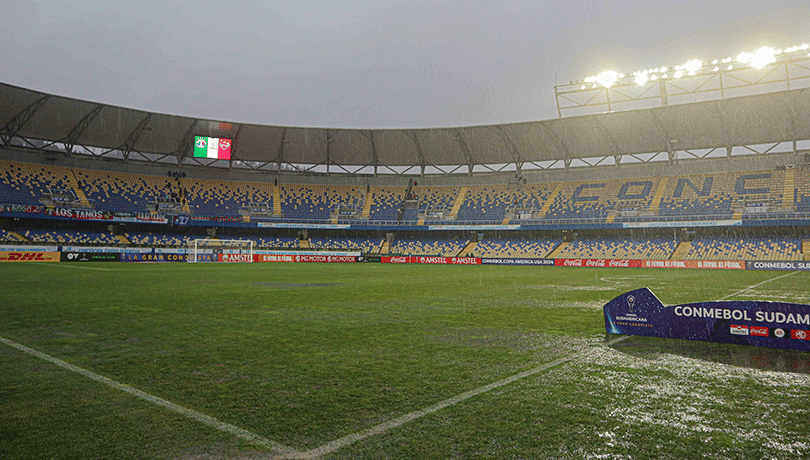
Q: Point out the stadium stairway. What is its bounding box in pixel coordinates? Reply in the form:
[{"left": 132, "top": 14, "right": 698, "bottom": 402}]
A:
[
  {"left": 68, "top": 170, "right": 92, "bottom": 208},
  {"left": 379, "top": 239, "right": 390, "bottom": 254},
  {"left": 784, "top": 169, "right": 796, "bottom": 209},
  {"left": 538, "top": 183, "right": 564, "bottom": 219},
  {"left": 671, "top": 241, "right": 692, "bottom": 259},
  {"left": 448, "top": 186, "right": 467, "bottom": 219},
  {"left": 547, "top": 241, "right": 570, "bottom": 258},
  {"left": 116, "top": 234, "right": 131, "bottom": 245},
  {"left": 272, "top": 184, "right": 282, "bottom": 216},
  {"left": 457, "top": 241, "right": 478, "bottom": 257},
  {"left": 299, "top": 239, "right": 311, "bottom": 249},
  {"left": 5, "top": 230, "right": 28, "bottom": 242},
  {"left": 648, "top": 177, "right": 669, "bottom": 215},
  {"left": 361, "top": 188, "right": 374, "bottom": 218},
  {"left": 803, "top": 240, "right": 810, "bottom": 261}
]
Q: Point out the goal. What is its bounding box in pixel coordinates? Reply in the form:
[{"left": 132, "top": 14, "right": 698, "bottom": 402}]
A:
[{"left": 187, "top": 238, "right": 255, "bottom": 263}]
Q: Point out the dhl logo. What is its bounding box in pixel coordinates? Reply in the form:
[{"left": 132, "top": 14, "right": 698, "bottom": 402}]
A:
[{"left": 0, "top": 251, "right": 59, "bottom": 262}]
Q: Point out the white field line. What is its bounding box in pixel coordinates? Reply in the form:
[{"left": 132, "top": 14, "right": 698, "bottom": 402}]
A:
[
  {"left": 40, "top": 263, "right": 115, "bottom": 271},
  {"left": 720, "top": 270, "right": 801, "bottom": 300},
  {"left": 5, "top": 271, "right": 799, "bottom": 458},
  {"left": 294, "top": 271, "right": 805, "bottom": 459},
  {"left": 0, "top": 335, "right": 295, "bottom": 456},
  {"left": 294, "top": 335, "right": 630, "bottom": 460}
]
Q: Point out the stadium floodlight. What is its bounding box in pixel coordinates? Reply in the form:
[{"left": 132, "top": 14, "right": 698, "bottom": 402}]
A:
[
  {"left": 559, "top": 41, "right": 810, "bottom": 116},
  {"left": 568, "top": 42, "right": 809, "bottom": 94},
  {"left": 585, "top": 70, "right": 620, "bottom": 88},
  {"left": 737, "top": 46, "right": 777, "bottom": 69},
  {"left": 684, "top": 59, "right": 702, "bottom": 75},
  {"left": 634, "top": 74, "right": 649, "bottom": 85}
]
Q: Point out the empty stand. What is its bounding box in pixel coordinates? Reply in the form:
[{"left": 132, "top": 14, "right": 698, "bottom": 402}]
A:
[
  {"left": 309, "top": 236, "right": 381, "bottom": 253},
  {"left": 554, "top": 237, "right": 678, "bottom": 260},
  {"left": 474, "top": 238, "right": 561, "bottom": 258},
  {"left": 684, "top": 236, "right": 802, "bottom": 261},
  {"left": 22, "top": 229, "right": 118, "bottom": 245},
  {"left": 389, "top": 237, "right": 466, "bottom": 256}
]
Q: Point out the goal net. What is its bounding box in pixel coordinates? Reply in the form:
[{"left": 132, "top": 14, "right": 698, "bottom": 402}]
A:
[{"left": 187, "top": 238, "right": 255, "bottom": 263}]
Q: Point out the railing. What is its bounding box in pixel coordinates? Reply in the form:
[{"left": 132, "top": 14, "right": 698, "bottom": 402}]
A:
[
  {"left": 6, "top": 196, "right": 810, "bottom": 227},
  {"left": 236, "top": 211, "right": 810, "bottom": 227}
]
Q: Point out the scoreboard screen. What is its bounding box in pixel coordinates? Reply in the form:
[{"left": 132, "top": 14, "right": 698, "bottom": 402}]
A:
[{"left": 194, "top": 136, "right": 231, "bottom": 160}]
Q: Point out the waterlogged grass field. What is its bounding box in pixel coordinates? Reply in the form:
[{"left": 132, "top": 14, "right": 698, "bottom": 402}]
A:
[{"left": 1, "top": 262, "right": 809, "bottom": 459}]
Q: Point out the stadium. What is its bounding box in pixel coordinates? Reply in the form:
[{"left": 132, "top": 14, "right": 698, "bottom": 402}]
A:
[{"left": 3, "top": 37, "right": 810, "bottom": 459}]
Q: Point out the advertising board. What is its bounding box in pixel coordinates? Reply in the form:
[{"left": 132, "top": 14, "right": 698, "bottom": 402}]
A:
[
  {"left": 555, "top": 259, "right": 640, "bottom": 268},
  {"left": 641, "top": 260, "right": 745, "bottom": 269},
  {"left": 381, "top": 256, "right": 481, "bottom": 265},
  {"left": 61, "top": 252, "right": 120, "bottom": 262},
  {"left": 292, "top": 255, "right": 357, "bottom": 263},
  {"left": 0, "top": 251, "right": 60, "bottom": 262},
  {"left": 120, "top": 253, "right": 211, "bottom": 262},
  {"left": 746, "top": 261, "right": 810, "bottom": 271},
  {"left": 481, "top": 258, "right": 555, "bottom": 266},
  {"left": 604, "top": 288, "right": 810, "bottom": 352}
]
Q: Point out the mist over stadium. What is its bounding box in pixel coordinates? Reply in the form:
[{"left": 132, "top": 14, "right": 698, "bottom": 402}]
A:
[{"left": 2, "top": 2, "right": 810, "bottom": 459}]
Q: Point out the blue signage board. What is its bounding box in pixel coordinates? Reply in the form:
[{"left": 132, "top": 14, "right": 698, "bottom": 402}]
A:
[
  {"left": 120, "top": 253, "right": 213, "bottom": 262},
  {"left": 481, "top": 258, "right": 555, "bottom": 266},
  {"left": 604, "top": 288, "right": 810, "bottom": 352}
]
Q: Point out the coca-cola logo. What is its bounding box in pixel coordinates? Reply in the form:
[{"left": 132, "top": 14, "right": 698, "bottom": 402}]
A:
[
  {"left": 585, "top": 259, "right": 606, "bottom": 267},
  {"left": 563, "top": 259, "right": 584, "bottom": 267},
  {"left": 609, "top": 259, "right": 630, "bottom": 267},
  {"left": 750, "top": 326, "right": 769, "bottom": 337},
  {"left": 390, "top": 257, "right": 407, "bottom": 263}
]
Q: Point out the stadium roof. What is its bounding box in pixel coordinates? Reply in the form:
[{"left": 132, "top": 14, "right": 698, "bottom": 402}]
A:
[{"left": 2, "top": 81, "right": 810, "bottom": 175}]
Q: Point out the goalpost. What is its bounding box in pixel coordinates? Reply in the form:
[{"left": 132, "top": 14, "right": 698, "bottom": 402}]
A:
[{"left": 187, "top": 238, "right": 255, "bottom": 263}]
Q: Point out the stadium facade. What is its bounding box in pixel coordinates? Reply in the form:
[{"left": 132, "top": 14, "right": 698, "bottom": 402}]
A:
[{"left": 1, "top": 81, "right": 810, "bottom": 265}]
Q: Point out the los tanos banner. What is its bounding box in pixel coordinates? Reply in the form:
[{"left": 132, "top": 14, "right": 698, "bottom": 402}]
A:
[{"left": 604, "top": 288, "right": 810, "bottom": 352}]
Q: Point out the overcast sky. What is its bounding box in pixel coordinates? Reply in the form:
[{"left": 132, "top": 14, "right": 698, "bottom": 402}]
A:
[{"left": 2, "top": 0, "right": 809, "bottom": 129}]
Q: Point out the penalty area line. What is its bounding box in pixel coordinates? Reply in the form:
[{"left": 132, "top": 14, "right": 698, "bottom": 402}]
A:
[
  {"left": 720, "top": 270, "right": 801, "bottom": 301},
  {"left": 298, "top": 336, "right": 630, "bottom": 459},
  {"left": 39, "top": 263, "right": 115, "bottom": 271},
  {"left": 0, "top": 335, "right": 296, "bottom": 456}
]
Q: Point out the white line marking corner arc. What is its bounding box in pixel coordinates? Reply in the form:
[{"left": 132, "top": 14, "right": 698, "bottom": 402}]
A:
[{"left": 0, "top": 335, "right": 295, "bottom": 455}]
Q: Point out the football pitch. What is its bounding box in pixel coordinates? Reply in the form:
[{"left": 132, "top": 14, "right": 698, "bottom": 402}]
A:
[{"left": 2, "top": 262, "right": 809, "bottom": 459}]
